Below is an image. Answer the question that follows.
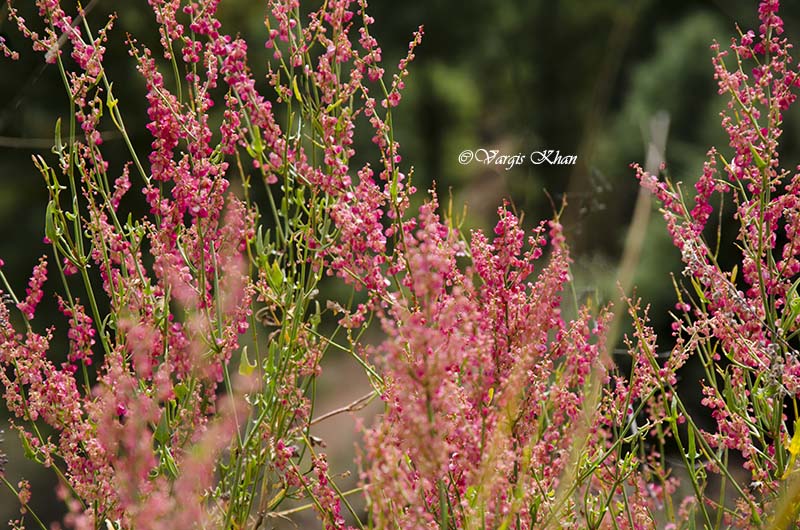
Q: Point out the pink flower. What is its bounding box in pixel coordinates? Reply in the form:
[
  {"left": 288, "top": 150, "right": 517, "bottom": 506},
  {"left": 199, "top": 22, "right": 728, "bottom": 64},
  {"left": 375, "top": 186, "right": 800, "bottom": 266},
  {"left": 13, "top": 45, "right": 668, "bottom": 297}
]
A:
[{"left": 17, "top": 256, "right": 48, "bottom": 320}]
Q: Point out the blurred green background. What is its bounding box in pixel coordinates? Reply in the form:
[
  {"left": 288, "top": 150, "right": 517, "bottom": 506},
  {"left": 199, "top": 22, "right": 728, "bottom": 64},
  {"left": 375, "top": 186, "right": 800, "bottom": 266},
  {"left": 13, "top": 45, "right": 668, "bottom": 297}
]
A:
[{"left": 2, "top": 0, "right": 800, "bottom": 525}]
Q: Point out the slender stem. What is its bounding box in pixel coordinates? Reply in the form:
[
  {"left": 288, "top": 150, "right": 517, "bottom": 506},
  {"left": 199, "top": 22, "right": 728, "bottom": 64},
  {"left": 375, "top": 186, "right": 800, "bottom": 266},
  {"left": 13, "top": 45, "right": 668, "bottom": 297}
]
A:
[{"left": 1, "top": 477, "right": 48, "bottom": 530}]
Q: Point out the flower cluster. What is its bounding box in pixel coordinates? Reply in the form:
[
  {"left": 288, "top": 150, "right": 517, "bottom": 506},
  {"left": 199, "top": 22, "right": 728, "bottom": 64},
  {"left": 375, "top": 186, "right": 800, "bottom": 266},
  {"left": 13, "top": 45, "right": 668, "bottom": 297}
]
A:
[
  {"left": 1, "top": 0, "right": 258, "bottom": 526},
  {"left": 361, "top": 198, "right": 679, "bottom": 528},
  {"left": 0, "top": 0, "right": 425, "bottom": 527},
  {"left": 4, "top": 0, "right": 797, "bottom": 528},
  {"left": 635, "top": 0, "right": 800, "bottom": 525}
]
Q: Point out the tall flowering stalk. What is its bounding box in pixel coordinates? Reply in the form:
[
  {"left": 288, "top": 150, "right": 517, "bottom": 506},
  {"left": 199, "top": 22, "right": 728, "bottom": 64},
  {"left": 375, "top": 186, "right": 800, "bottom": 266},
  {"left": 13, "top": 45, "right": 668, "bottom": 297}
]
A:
[
  {"left": 0, "top": 0, "right": 258, "bottom": 526},
  {"left": 358, "top": 191, "right": 691, "bottom": 528},
  {"left": 0, "top": 0, "right": 432, "bottom": 527},
  {"left": 634, "top": 0, "right": 800, "bottom": 526}
]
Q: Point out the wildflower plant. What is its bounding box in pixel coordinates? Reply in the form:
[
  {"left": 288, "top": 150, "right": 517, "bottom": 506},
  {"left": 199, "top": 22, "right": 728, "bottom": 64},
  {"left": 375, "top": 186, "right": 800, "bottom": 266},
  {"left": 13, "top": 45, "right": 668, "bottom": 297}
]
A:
[
  {"left": 3, "top": 0, "right": 800, "bottom": 529},
  {"left": 634, "top": 0, "right": 800, "bottom": 527},
  {"left": 360, "top": 197, "right": 688, "bottom": 529},
  {"left": 0, "top": 0, "right": 674, "bottom": 527},
  {"left": 0, "top": 0, "right": 413, "bottom": 526}
]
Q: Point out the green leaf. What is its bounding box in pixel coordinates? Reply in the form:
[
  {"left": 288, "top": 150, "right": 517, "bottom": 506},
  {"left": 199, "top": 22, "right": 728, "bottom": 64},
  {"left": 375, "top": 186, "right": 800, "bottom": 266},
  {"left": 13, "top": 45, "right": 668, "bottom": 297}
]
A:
[
  {"left": 267, "top": 260, "right": 284, "bottom": 291},
  {"left": 749, "top": 144, "right": 767, "bottom": 170},
  {"left": 20, "top": 432, "right": 36, "bottom": 460},
  {"left": 309, "top": 300, "right": 321, "bottom": 327},
  {"left": 390, "top": 170, "right": 398, "bottom": 204},
  {"left": 45, "top": 200, "right": 59, "bottom": 243},
  {"left": 239, "top": 345, "right": 257, "bottom": 375},
  {"left": 154, "top": 415, "right": 170, "bottom": 445},
  {"left": 667, "top": 393, "right": 679, "bottom": 422},
  {"left": 466, "top": 486, "right": 478, "bottom": 508},
  {"left": 174, "top": 383, "right": 189, "bottom": 401},
  {"left": 792, "top": 298, "right": 800, "bottom": 312},
  {"left": 160, "top": 447, "right": 179, "bottom": 478},
  {"left": 690, "top": 278, "right": 708, "bottom": 304},
  {"left": 251, "top": 125, "right": 264, "bottom": 156},
  {"left": 106, "top": 82, "right": 118, "bottom": 110},
  {"left": 255, "top": 225, "right": 265, "bottom": 256},
  {"left": 292, "top": 76, "right": 303, "bottom": 104},
  {"left": 209, "top": 145, "right": 223, "bottom": 165},
  {"left": 325, "top": 97, "right": 344, "bottom": 113},
  {"left": 52, "top": 118, "right": 65, "bottom": 156},
  {"left": 784, "top": 277, "right": 800, "bottom": 333}
]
